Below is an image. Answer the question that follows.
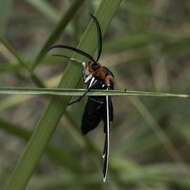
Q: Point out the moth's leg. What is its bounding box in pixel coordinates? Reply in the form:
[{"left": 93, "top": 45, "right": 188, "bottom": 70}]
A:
[
  {"left": 82, "top": 62, "right": 87, "bottom": 81},
  {"left": 68, "top": 87, "right": 91, "bottom": 105},
  {"left": 82, "top": 61, "right": 93, "bottom": 84},
  {"left": 68, "top": 78, "right": 97, "bottom": 106}
]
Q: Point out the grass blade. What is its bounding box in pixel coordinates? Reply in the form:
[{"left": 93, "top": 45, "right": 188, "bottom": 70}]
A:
[{"left": 0, "top": 87, "right": 188, "bottom": 98}]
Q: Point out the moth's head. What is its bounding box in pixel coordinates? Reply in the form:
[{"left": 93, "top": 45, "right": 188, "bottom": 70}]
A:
[{"left": 88, "top": 62, "right": 101, "bottom": 73}]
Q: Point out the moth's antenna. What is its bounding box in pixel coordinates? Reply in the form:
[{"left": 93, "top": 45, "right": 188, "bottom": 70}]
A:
[
  {"left": 90, "top": 14, "right": 103, "bottom": 62},
  {"left": 52, "top": 54, "right": 83, "bottom": 64},
  {"left": 49, "top": 45, "right": 96, "bottom": 64}
]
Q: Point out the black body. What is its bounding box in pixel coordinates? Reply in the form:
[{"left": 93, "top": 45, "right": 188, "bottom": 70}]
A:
[{"left": 81, "top": 67, "right": 114, "bottom": 135}]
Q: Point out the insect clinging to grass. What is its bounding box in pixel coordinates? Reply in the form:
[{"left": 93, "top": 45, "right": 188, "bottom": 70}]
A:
[{"left": 49, "top": 14, "right": 114, "bottom": 182}]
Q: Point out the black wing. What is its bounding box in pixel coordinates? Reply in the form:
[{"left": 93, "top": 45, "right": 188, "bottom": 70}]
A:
[
  {"left": 102, "top": 96, "right": 113, "bottom": 133},
  {"left": 102, "top": 94, "right": 113, "bottom": 182},
  {"left": 81, "top": 96, "right": 105, "bottom": 135},
  {"left": 102, "top": 97, "right": 113, "bottom": 155}
]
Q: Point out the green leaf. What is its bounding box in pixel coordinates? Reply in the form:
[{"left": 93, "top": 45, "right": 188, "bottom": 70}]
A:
[{"left": 0, "top": 87, "right": 188, "bottom": 98}]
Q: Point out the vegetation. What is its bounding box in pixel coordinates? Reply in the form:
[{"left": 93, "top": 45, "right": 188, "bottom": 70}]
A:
[{"left": 0, "top": 0, "right": 190, "bottom": 190}]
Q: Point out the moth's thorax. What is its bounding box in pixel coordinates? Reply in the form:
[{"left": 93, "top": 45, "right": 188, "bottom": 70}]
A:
[
  {"left": 88, "top": 62, "right": 105, "bottom": 79},
  {"left": 87, "top": 62, "right": 114, "bottom": 88}
]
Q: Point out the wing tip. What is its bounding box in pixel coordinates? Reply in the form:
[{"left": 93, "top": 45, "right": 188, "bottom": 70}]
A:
[{"left": 103, "top": 176, "right": 106, "bottom": 183}]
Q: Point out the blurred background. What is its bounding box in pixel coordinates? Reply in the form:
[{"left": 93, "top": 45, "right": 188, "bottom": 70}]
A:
[{"left": 0, "top": 0, "right": 190, "bottom": 189}]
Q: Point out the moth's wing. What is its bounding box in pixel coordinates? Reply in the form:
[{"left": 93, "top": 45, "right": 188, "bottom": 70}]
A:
[
  {"left": 102, "top": 97, "right": 113, "bottom": 156},
  {"left": 102, "top": 94, "right": 111, "bottom": 182},
  {"left": 102, "top": 97, "right": 113, "bottom": 133},
  {"left": 102, "top": 98, "right": 113, "bottom": 156},
  {"left": 109, "top": 97, "right": 113, "bottom": 121},
  {"left": 81, "top": 97, "right": 105, "bottom": 135},
  {"left": 103, "top": 131, "right": 108, "bottom": 182}
]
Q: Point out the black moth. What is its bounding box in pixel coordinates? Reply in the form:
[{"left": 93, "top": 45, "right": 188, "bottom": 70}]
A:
[{"left": 49, "top": 14, "right": 114, "bottom": 182}]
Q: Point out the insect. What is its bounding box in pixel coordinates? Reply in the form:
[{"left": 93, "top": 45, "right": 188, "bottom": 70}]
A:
[{"left": 49, "top": 14, "right": 114, "bottom": 182}]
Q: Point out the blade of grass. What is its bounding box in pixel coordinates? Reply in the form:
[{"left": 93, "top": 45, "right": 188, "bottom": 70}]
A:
[
  {"left": 32, "top": 0, "right": 86, "bottom": 69},
  {"left": 5, "top": 1, "right": 122, "bottom": 190},
  {"left": 0, "top": 87, "right": 188, "bottom": 98}
]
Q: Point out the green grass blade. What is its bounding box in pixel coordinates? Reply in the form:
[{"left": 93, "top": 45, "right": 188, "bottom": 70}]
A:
[
  {"left": 0, "top": 87, "right": 188, "bottom": 98},
  {"left": 5, "top": 1, "right": 122, "bottom": 190},
  {"left": 32, "top": 0, "right": 86, "bottom": 69}
]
